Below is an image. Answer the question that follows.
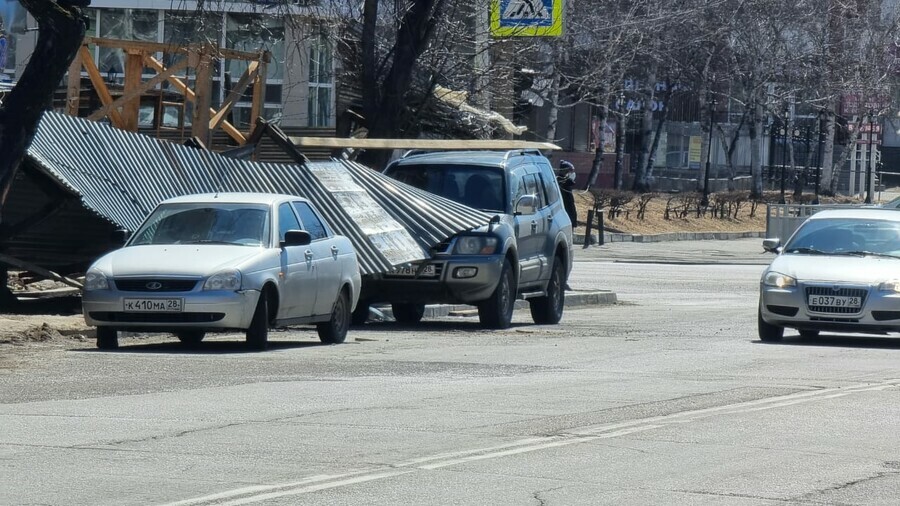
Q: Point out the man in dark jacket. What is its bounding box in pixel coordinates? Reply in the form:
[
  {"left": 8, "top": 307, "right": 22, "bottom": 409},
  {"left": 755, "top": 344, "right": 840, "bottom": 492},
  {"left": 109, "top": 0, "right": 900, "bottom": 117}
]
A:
[{"left": 557, "top": 160, "right": 578, "bottom": 227}]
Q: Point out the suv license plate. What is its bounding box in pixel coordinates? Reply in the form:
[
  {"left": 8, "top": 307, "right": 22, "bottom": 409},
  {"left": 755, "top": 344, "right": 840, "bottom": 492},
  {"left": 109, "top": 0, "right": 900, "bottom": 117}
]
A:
[
  {"left": 808, "top": 295, "right": 861, "bottom": 309},
  {"left": 388, "top": 264, "right": 436, "bottom": 277},
  {"left": 124, "top": 298, "right": 184, "bottom": 312}
]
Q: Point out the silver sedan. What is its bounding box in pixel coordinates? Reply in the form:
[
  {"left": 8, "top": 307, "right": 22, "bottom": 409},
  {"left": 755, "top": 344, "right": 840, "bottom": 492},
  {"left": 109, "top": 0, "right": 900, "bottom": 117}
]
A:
[
  {"left": 82, "top": 193, "right": 361, "bottom": 350},
  {"left": 759, "top": 208, "right": 900, "bottom": 341}
]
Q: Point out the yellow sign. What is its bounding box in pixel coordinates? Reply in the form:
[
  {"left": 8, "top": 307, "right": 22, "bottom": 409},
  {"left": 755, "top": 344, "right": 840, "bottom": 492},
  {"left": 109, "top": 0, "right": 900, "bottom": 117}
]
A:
[
  {"left": 490, "top": 0, "right": 563, "bottom": 37},
  {"left": 688, "top": 136, "right": 702, "bottom": 169}
]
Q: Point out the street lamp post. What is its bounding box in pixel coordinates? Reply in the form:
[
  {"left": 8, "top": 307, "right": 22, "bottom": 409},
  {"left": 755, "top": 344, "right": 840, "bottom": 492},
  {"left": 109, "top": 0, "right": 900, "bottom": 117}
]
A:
[
  {"left": 865, "top": 110, "right": 876, "bottom": 204},
  {"left": 702, "top": 97, "right": 717, "bottom": 207},
  {"left": 779, "top": 121, "right": 788, "bottom": 204}
]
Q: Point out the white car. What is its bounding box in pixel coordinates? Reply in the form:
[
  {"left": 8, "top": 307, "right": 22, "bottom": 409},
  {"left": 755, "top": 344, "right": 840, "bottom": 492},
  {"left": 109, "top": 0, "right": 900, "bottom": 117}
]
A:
[
  {"left": 759, "top": 208, "right": 900, "bottom": 341},
  {"left": 82, "top": 193, "right": 361, "bottom": 350}
]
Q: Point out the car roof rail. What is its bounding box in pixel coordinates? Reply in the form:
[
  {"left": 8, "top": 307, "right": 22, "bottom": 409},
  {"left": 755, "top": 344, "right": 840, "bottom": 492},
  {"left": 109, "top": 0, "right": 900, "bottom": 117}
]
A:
[
  {"left": 401, "top": 149, "right": 432, "bottom": 158},
  {"left": 503, "top": 148, "right": 544, "bottom": 160}
]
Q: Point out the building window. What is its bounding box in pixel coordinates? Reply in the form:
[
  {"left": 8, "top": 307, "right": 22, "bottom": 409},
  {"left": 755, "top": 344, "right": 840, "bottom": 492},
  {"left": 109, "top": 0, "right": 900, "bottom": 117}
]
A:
[
  {"left": 96, "top": 9, "right": 159, "bottom": 81},
  {"left": 307, "top": 34, "right": 332, "bottom": 127},
  {"left": 226, "top": 13, "right": 283, "bottom": 128}
]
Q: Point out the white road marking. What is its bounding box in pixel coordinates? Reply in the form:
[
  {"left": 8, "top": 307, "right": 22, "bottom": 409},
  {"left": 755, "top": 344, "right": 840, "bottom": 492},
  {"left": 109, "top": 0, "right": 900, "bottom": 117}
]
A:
[{"left": 158, "top": 379, "right": 900, "bottom": 506}]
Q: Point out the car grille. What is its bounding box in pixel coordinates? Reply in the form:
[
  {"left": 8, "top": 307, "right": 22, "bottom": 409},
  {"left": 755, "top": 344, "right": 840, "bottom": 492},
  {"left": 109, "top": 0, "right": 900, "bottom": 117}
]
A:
[
  {"left": 114, "top": 279, "right": 198, "bottom": 292},
  {"left": 805, "top": 286, "right": 868, "bottom": 314},
  {"left": 89, "top": 312, "right": 224, "bottom": 323}
]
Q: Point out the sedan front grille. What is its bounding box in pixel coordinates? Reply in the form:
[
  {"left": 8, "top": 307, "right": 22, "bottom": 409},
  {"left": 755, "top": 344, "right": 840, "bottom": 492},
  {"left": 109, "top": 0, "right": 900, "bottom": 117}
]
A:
[
  {"left": 805, "top": 286, "right": 868, "bottom": 314},
  {"left": 114, "top": 279, "right": 198, "bottom": 292}
]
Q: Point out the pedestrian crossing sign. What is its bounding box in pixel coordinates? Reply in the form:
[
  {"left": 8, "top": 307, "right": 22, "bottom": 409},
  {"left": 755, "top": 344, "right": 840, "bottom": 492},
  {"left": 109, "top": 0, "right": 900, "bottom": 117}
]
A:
[{"left": 490, "top": 0, "right": 563, "bottom": 37}]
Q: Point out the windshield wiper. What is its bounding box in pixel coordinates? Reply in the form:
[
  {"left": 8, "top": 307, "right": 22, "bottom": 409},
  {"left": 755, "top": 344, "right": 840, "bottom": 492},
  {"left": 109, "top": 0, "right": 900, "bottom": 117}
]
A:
[
  {"left": 837, "top": 250, "right": 900, "bottom": 259},
  {"left": 785, "top": 247, "right": 828, "bottom": 255},
  {"left": 184, "top": 240, "right": 238, "bottom": 245}
]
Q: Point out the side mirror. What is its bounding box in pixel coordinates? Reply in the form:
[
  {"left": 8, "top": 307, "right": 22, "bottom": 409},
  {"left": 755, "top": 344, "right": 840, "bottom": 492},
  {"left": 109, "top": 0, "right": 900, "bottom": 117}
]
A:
[
  {"left": 762, "top": 238, "right": 781, "bottom": 253},
  {"left": 111, "top": 229, "right": 131, "bottom": 246},
  {"left": 282, "top": 229, "right": 312, "bottom": 247},
  {"left": 515, "top": 195, "right": 538, "bottom": 215}
]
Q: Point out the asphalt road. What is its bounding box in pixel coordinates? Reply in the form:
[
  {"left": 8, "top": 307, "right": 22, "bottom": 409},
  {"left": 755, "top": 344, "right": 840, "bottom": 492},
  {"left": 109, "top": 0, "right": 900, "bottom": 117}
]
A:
[{"left": 4, "top": 239, "right": 900, "bottom": 505}]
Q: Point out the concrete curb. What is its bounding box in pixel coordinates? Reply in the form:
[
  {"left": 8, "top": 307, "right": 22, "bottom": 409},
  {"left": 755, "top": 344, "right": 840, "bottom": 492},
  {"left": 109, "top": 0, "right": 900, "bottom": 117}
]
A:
[
  {"left": 375, "top": 290, "right": 617, "bottom": 320},
  {"left": 574, "top": 230, "right": 765, "bottom": 245}
]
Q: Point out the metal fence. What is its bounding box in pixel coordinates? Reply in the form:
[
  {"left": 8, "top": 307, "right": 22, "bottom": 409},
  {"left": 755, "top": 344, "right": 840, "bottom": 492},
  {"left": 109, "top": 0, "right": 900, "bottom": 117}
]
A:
[{"left": 765, "top": 203, "right": 864, "bottom": 240}]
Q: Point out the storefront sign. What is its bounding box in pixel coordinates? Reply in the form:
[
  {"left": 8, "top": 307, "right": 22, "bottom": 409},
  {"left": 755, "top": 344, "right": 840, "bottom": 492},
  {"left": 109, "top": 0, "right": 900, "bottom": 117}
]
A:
[
  {"left": 490, "top": 0, "right": 563, "bottom": 37},
  {"left": 688, "top": 136, "right": 702, "bottom": 169}
]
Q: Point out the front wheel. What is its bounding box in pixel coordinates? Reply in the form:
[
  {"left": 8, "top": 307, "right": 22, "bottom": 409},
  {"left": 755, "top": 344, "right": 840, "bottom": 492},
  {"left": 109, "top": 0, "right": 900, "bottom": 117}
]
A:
[
  {"left": 392, "top": 303, "right": 425, "bottom": 324},
  {"left": 758, "top": 304, "right": 784, "bottom": 342},
  {"left": 246, "top": 293, "right": 270, "bottom": 351},
  {"left": 351, "top": 300, "right": 370, "bottom": 326},
  {"left": 530, "top": 256, "right": 565, "bottom": 324},
  {"left": 478, "top": 259, "right": 516, "bottom": 329},
  {"left": 318, "top": 288, "right": 350, "bottom": 344},
  {"left": 96, "top": 327, "right": 119, "bottom": 350}
]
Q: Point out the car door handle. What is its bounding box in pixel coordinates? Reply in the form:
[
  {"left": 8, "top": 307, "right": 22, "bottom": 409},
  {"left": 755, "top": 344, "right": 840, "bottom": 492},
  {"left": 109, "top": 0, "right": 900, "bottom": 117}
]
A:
[
  {"left": 331, "top": 245, "right": 339, "bottom": 256},
  {"left": 305, "top": 250, "right": 314, "bottom": 260},
  {"left": 531, "top": 220, "right": 538, "bottom": 232}
]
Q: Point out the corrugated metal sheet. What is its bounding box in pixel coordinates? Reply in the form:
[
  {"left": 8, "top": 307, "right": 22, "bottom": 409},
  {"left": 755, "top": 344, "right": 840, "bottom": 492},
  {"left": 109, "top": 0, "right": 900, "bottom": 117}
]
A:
[{"left": 25, "top": 112, "right": 493, "bottom": 275}]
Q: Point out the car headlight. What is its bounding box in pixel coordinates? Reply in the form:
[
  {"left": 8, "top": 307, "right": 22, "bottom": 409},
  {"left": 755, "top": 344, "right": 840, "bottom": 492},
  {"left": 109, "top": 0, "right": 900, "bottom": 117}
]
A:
[
  {"left": 453, "top": 235, "right": 499, "bottom": 255},
  {"left": 879, "top": 280, "right": 900, "bottom": 292},
  {"left": 203, "top": 270, "right": 242, "bottom": 291},
  {"left": 84, "top": 270, "right": 109, "bottom": 291},
  {"left": 763, "top": 271, "right": 796, "bottom": 288}
]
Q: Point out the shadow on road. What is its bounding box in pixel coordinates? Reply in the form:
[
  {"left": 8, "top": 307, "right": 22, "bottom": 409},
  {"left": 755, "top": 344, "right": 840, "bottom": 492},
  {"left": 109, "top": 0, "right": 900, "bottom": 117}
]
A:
[
  {"left": 757, "top": 334, "right": 900, "bottom": 350},
  {"left": 352, "top": 320, "right": 533, "bottom": 333},
  {"left": 73, "top": 337, "right": 327, "bottom": 354}
]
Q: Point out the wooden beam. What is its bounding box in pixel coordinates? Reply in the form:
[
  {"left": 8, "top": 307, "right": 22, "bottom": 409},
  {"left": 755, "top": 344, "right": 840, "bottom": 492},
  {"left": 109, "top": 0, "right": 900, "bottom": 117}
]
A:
[
  {"left": 88, "top": 57, "right": 189, "bottom": 122},
  {"left": 250, "top": 60, "right": 268, "bottom": 128},
  {"left": 144, "top": 55, "right": 247, "bottom": 145},
  {"left": 284, "top": 137, "right": 563, "bottom": 151},
  {"left": 79, "top": 46, "right": 126, "bottom": 128},
  {"left": 210, "top": 61, "right": 258, "bottom": 130},
  {"left": 122, "top": 51, "right": 144, "bottom": 131},
  {"left": 65, "top": 50, "right": 82, "bottom": 116},
  {"left": 191, "top": 49, "right": 213, "bottom": 146},
  {"left": 0, "top": 254, "right": 84, "bottom": 290},
  {"left": 84, "top": 37, "right": 270, "bottom": 63}
]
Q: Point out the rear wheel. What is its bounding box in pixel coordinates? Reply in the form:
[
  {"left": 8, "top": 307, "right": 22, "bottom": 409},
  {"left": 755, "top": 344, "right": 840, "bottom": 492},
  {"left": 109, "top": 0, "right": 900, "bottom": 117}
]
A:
[
  {"left": 478, "top": 259, "right": 515, "bottom": 329},
  {"left": 318, "top": 288, "right": 350, "bottom": 344},
  {"left": 246, "top": 292, "right": 270, "bottom": 351},
  {"left": 758, "top": 305, "right": 784, "bottom": 342},
  {"left": 799, "top": 329, "right": 819, "bottom": 339},
  {"left": 176, "top": 330, "right": 205, "bottom": 346},
  {"left": 96, "top": 327, "right": 119, "bottom": 350},
  {"left": 530, "top": 256, "right": 565, "bottom": 324},
  {"left": 392, "top": 303, "right": 425, "bottom": 324}
]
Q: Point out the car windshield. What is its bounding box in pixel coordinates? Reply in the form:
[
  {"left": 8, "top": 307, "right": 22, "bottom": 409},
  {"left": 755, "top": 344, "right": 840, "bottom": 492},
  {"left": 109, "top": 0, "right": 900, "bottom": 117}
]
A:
[
  {"left": 129, "top": 203, "right": 271, "bottom": 247},
  {"left": 387, "top": 164, "right": 507, "bottom": 212},
  {"left": 783, "top": 218, "right": 900, "bottom": 258}
]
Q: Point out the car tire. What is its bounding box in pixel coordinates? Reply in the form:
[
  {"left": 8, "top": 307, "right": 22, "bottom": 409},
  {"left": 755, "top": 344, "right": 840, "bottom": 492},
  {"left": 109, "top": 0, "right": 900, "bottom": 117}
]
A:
[
  {"left": 758, "top": 305, "right": 784, "bottom": 342},
  {"left": 351, "top": 300, "right": 370, "bottom": 326},
  {"left": 530, "top": 256, "right": 565, "bottom": 324},
  {"left": 96, "top": 327, "right": 119, "bottom": 350},
  {"left": 318, "top": 288, "right": 350, "bottom": 344},
  {"left": 478, "top": 259, "right": 515, "bottom": 329},
  {"left": 392, "top": 303, "right": 425, "bottom": 324},
  {"left": 799, "top": 329, "right": 819, "bottom": 339},
  {"left": 246, "top": 292, "right": 270, "bottom": 351},
  {"left": 176, "top": 330, "right": 205, "bottom": 346}
]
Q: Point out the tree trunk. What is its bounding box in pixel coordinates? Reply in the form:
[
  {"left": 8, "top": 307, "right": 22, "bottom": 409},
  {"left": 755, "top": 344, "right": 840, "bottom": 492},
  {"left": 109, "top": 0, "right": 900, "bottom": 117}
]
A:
[
  {"left": 749, "top": 101, "right": 764, "bottom": 197},
  {"left": 698, "top": 86, "right": 710, "bottom": 192},
  {"left": 585, "top": 102, "right": 608, "bottom": 190},
  {"left": 545, "top": 66, "right": 561, "bottom": 142},
  {"left": 820, "top": 104, "right": 836, "bottom": 193},
  {"left": 829, "top": 116, "right": 864, "bottom": 195},
  {"left": 613, "top": 112, "right": 626, "bottom": 190},
  {"left": 632, "top": 68, "right": 657, "bottom": 192},
  {"left": 0, "top": 0, "right": 89, "bottom": 216}
]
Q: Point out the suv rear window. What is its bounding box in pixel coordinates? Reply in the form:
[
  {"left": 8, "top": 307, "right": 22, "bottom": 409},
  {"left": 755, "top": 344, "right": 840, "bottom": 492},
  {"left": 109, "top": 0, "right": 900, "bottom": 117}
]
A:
[{"left": 387, "top": 164, "right": 507, "bottom": 212}]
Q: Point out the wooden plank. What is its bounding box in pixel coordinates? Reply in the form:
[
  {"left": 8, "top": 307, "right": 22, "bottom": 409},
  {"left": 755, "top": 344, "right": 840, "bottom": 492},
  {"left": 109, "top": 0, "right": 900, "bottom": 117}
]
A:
[
  {"left": 285, "top": 137, "right": 563, "bottom": 151},
  {"left": 210, "top": 61, "right": 258, "bottom": 130},
  {"left": 0, "top": 254, "right": 84, "bottom": 290},
  {"left": 250, "top": 60, "right": 267, "bottom": 128},
  {"left": 65, "top": 50, "right": 82, "bottom": 116},
  {"left": 88, "top": 58, "right": 189, "bottom": 122},
  {"left": 144, "top": 55, "right": 247, "bottom": 145},
  {"left": 191, "top": 49, "right": 213, "bottom": 145},
  {"left": 84, "top": 36, "right": 269, "bottom": 63},
  {"left": 78, "top": 46, "right": 126, "bottom": 128},
  {"left": 122, "top": 51, "right": 144, "bottom": 131}
]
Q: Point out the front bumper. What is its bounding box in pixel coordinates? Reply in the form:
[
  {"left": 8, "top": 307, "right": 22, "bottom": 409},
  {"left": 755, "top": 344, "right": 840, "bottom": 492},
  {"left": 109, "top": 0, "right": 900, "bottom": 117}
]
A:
[
  {"left": 83, "top": 289, "right": 260, "bottom": 331},
  {"left": 760, "top": 282, "right": 900, "bottom": 334},
  {"left": 362, "top": 255, "right": 505, "bottom": 304}
]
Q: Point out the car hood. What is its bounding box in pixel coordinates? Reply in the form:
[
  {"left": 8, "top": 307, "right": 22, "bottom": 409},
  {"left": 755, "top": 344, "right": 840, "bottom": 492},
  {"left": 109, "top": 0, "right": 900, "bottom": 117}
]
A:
[
  {"left": 769, "top": 254, "right": 900, "bottom": 284},
  {"left": 90, "top": 244, "right": 264, "bottom": 277}
]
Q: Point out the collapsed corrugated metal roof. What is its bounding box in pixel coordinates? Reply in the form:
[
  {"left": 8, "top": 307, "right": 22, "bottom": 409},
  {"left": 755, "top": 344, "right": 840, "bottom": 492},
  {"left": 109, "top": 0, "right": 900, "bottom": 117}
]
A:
[{"left": 24, "top": 112, "right": 493, "bottom": 276}]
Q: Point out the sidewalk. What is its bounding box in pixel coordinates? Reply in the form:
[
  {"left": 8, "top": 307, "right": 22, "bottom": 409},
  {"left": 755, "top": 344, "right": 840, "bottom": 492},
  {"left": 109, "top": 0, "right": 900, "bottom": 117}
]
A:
[{"left": 574, "top": 237, "right": 771, "bottom": 265}]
